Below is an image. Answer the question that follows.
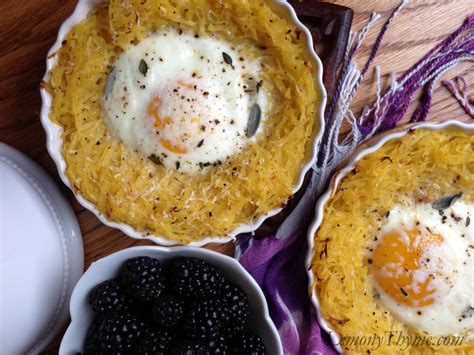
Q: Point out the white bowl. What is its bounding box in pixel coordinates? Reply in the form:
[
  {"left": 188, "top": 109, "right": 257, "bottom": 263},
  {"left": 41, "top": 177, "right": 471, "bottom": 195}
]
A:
[
  {"left": 39, "top": 0, "right": 327, "bottom": 246},
  {"left": 304, "top": 120, "right": 474, "bottom": 353},
  {"left": 60, "top": 245, "right": 283, "bottom": 354}
]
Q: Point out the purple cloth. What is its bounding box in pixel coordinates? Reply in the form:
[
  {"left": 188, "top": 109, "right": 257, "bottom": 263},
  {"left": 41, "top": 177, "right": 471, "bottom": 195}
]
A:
[{"left": 236, "top": 233, "right": 336, "bottom": 355}]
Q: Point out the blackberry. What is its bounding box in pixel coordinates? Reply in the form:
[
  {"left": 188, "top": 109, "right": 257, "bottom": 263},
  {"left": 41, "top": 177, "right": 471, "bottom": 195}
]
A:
[
  {"left": 169, "top": 257, "right": 225, "bottom": 298},
  {"left": 184, "top": 299, "right": 229, "bottom": 339},
  {"left": 134, "top": 328, "right": 172, "bottom": 354},
  {"left": 97, "top": 313, "right": 144, "bottom": 352},
  {"left": 207, "top": 334, "right": 229, "bottom": 354},
  {"left": 152, "top": 295, "right": 185, "bottom": 329},
  {"left": 88, "top": 279, "right": 129, "bottom": 315},
  {"left": 171, "top": 339, "right": 210, "bottom": 355},
  {"left": 221, "top": 282, "right": 249, "bottom": 322},
  {"left": 120, "top": 256, "right": 165, "bottom": 304},
  {"left": 220, "top": 319, "right": 245, "bottom": 338},
  {"left": 83, "top": 316, "right": 104, "bottom": 355},
  {"left": 231, "top": 332, "right": 266, "bottom": 355},
  {"left": 128, "top": 301, "right": 154, "bottom": 323}
]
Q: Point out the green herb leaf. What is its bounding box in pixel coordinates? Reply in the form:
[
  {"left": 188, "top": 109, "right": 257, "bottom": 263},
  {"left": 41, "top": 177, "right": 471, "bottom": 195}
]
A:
[
  {"left": 222, "top": 52, "right": 234, "bottom": 69},
  {"left": 246, "top": 103, "right": 261, "bottom": 138},
  {"left": 432, "top": 192, "right": 463, "bottom": 211},
  {"left": 198, "top": 162, "right": 211, "bottom": 169},
  {"left": 139, "top": 59, "right": 148, "bottom": 76},
  {"left": 148, "top": 154, "right": 162, "bottom": 165},
  {"left": 104, "top": 66, "right": 116, "bottom": 95}
]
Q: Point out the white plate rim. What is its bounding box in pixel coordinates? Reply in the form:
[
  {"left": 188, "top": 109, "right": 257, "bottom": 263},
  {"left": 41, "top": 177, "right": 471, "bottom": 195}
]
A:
[
  {"left": 59, "top": 245, "right": 283, "bottom": 354},
  {"left": 304, "top": 119, "right": 474, "bottom": 354},
  {"left": 39, "top": 0, "right": 327, "bottom": 246},
  {"left": 0, "top": 143, "right": 84, "bottom": 354}
]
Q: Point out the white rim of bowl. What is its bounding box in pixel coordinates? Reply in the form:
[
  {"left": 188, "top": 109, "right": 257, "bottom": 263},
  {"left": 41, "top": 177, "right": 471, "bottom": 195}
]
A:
[
  {"left": 61, "top": 245, "right": 283, "bottom": 354},
  {"left": 304, "top": 119, "right": 474, "bottom": 353},
  {"left": 39, "top": 0, "right": 327, "bottom": 246},
  {"left": 0, "top": 143, "right": 84, "bottom": 354}
]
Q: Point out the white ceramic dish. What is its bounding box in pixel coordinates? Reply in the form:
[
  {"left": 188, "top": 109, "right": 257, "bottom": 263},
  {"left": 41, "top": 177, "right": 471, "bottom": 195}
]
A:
[
  {"left": 304, "top": 120, "right": 474, "bottom": 353},
  {"left": 39, "top": 0, "right": 327, "bottom": 246},
  {"left": 59, "top": 245, "right": 283, "bottom": 354},
  {"left": 0, "top": 143, "right": 84, "bottom": 354}
]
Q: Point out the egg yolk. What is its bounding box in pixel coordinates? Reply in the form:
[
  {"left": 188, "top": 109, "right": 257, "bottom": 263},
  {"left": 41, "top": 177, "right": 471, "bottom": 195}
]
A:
[
  {"left": 372, "top": 229, "right": 444, "bottom": 307},
  {"left": 147, "top": 95, "right": 188, "bottom": 155},
  {"left": 147, "top": 80, "right": 208, "bottom": 154}
]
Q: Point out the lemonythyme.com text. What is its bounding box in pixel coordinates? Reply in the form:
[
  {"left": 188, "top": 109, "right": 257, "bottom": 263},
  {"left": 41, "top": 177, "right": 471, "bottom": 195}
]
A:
[{"left": 331, "top": 331, "right": 465, "bottom": 351}]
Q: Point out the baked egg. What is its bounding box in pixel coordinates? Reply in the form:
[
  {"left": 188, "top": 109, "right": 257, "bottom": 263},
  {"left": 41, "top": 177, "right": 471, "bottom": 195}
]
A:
[
  {"left": 46, "top": 0, "right": 321, "bottom": 243},
  {"left": 311, "top": 127, "right": 474, "bottom": 353},
  {"left": 371, "top": 198, "right": 473, "bottom": 336},
  {"left": 103, "top": 28, "right": 269, "bottom": 174}
]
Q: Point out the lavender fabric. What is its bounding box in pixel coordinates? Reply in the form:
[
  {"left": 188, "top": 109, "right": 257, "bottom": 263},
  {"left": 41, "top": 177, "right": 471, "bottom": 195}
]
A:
[
  {"left": 235, "top": 4, "right": 474, "bottom": 355},
  {"left": 235, "top": 233, "right": 336, "bottom": 355}
]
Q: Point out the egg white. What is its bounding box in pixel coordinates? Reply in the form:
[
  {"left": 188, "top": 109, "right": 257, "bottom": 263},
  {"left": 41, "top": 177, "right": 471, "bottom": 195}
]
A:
[
  {"left": 102, "top": 28, "right": 270, "bottom": 174},
  {"left": 372, "top": 200, "right": 474, "bottom": 336}
]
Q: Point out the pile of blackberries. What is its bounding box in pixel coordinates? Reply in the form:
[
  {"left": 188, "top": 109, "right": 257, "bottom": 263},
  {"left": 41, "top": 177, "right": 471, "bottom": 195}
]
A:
[{"left": 84, "top": 256, "right": 266, "bottom": 354}]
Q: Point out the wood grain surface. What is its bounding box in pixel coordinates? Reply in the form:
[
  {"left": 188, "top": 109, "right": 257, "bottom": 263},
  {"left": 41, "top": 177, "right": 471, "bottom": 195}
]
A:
[{"left": 0, "top": 0, "right": 472, "bottom": 353}]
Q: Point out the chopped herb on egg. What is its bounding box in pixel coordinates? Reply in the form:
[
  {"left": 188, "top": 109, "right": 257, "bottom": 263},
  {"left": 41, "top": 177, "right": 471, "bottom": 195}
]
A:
[
  {"left": 198, "top": 162, "right": 211, "bottom": 169},
  {"left": 222, "top": 52, "right": 234, "bottom": 69},
  {"left": 246, "top": 103, "right": 261, "bottom": 138},
  {"left": 139, "top": 59, "right": 148, "bottom": 76},
  {"left": 433, "top": 191, "right": 463, "bottom": 211},
  {"left": 148, "top": 154, "right": 163, "bottom": 165}
]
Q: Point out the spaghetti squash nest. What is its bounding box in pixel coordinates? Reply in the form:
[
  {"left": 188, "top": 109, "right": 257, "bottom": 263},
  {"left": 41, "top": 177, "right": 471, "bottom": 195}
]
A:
[
  {"left": 47, "top": 0, "right": 321, "bottom": 243},
  {"left": 311, "top": 127, "right": 474, "bottom": 354}
]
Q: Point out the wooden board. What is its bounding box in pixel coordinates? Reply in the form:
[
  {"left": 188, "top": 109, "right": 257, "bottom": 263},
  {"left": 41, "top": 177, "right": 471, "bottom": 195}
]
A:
[{"left": 0, "top": 0, "right": 472, "bottom": 353}]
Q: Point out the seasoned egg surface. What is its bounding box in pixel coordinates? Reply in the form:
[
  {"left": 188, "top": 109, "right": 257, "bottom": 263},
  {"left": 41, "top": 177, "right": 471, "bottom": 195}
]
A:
[
  {"left": 103, "top": 28, "right": 269, "bottom": 174},
  {"left": 371, "top": 199, "right": 473, "bottom": 336}
]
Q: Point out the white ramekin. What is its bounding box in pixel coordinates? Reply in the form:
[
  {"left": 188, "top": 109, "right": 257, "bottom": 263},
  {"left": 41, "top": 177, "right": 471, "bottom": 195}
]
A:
[
  {"left": 59, "top": 245, "right": 283, "bottom": 354},
  {"left": 39, "top": 0, "right": 327, "bottom": 246},
  {"left": 304, "top": 120, "right": 474, "bottom": 353}
]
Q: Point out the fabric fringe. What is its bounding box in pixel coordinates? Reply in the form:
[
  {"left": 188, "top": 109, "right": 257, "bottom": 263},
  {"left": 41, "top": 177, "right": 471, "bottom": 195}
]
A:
[
  {"left": 276, "top": 4, "right": 474, "bottom": 239},
  {"left": 442, "top": 76, "right": 474, "bottom": 118}
]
